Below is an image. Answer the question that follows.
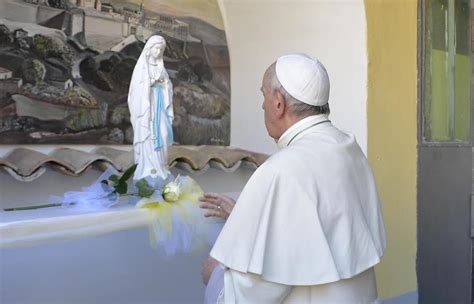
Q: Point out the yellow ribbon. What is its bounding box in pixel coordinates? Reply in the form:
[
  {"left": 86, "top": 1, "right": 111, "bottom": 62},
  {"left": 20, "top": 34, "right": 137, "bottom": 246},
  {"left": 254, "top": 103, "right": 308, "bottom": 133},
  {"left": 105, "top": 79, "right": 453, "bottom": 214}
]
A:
[{"left": 137, "top": 176, "right": 204, "bottom": 250}]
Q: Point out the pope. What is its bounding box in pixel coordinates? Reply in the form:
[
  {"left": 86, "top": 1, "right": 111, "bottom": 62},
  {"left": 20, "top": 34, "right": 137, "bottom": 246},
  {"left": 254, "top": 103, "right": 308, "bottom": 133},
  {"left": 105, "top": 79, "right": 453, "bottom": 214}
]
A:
[{"left": 199, "top": 53, "right": 387, "bottom": 304}]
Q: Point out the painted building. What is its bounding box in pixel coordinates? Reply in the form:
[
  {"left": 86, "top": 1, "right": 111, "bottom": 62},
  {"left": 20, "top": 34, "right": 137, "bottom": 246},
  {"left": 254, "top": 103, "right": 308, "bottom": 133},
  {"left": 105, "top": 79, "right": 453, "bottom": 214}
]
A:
[
  {"left": 95, "top": 0, "right": 101, "bottom": 12},
  {"left": 144, "top": 16, "right": 190, "bottom": 42},
  {"left": 13, "top": 28, "right": 27, "bottom": 39},
  {"left": 0, "top": 67, "right": 13, "bottom": 80},
  {"left": 0, "top": 78, "right": 22, "bottom": 99},
  {"left": 76, "top": 0, "right": 96, "bottom": 9},
  {"left": 33, "top": 4, "right": 86, "bottom": 43},
  {"left": 50, "top": 79, "right": 74, "bottom": 90}
]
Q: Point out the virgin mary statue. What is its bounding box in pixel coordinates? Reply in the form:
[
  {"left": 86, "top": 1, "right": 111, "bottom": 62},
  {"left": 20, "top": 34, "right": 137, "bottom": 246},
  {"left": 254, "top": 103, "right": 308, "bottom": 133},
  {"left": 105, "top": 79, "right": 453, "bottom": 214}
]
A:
[{"left": 128, "top": 35, "right": 174, "bottom": 181}]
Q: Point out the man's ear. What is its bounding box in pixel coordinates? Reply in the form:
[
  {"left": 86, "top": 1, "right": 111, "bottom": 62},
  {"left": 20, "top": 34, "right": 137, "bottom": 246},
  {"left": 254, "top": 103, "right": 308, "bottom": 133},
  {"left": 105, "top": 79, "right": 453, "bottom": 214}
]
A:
[{"left": 274, "top": 91, "right": 286, "bottom": 118}]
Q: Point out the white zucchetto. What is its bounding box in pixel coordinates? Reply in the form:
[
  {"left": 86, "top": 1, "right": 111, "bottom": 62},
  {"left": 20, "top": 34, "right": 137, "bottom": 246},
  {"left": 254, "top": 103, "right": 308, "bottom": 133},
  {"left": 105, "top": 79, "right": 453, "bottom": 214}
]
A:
[{"left": 276, "top": 53, "right": 330, "bottom": 106}]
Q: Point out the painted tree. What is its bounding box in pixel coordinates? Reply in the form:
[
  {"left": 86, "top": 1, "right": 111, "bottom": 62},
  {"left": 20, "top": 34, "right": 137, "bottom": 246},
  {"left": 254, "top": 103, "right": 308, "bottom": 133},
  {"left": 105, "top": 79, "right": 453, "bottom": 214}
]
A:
[
  {"left": 31, "top": 35, "right": 72, "bottom": 66},
  {"left": 22, "top": 59, "right": 46, "bottom": 86}
]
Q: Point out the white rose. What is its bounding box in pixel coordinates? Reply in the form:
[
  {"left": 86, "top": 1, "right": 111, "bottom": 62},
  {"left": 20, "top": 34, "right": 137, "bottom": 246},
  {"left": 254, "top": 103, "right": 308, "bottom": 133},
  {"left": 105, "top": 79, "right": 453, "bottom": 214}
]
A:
[{"left": 162, "top": 182, "right": 181, "bottom": 202}]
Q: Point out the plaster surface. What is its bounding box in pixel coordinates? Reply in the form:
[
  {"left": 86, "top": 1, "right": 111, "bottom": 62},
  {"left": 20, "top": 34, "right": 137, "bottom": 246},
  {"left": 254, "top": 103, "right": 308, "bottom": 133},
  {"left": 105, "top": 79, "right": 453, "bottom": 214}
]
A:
[{"left": 365, "top": 0, "right": 418, "bottom": 298}]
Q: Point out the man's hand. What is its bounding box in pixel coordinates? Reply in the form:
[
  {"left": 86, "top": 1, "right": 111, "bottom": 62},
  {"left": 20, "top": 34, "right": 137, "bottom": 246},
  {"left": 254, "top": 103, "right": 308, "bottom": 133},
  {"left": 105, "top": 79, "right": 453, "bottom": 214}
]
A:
[
  {"left": 199, "top": 192, "right": 235, "bottom": 220},
  {"left": 202, "top": 255, "right": 219, "bottom": 285}
]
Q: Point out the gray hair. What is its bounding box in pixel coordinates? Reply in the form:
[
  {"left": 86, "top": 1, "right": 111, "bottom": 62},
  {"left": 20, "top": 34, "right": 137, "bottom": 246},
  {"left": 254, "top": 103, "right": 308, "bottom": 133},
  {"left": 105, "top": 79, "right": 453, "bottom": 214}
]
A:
[{"left": 266, "top": 64, "right": 330, "bottom": 116}]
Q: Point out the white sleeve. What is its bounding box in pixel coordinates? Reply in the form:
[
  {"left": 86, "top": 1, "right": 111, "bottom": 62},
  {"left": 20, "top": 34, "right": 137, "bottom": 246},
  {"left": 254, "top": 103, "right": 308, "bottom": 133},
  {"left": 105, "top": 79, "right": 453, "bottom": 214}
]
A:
[{"left": 222, "top": 269, "right": 292, "bottom": 304}]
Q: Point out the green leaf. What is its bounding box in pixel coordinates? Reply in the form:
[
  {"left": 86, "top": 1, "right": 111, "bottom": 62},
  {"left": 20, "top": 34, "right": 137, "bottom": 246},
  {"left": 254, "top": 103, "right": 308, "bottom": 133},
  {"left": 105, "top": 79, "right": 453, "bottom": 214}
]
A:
[
  {"left": 101, "top": 180, "right": 109, "bottom": 185},
  {"left": 136, "top": 179, "right": 155, "bottom": 198},
  {"left": 119, "top": 164, "right": 137, "bottom": 183},
  {"left": 115, "top": 182, "right": 128, "bottom": 195},
  {"left": 109, "top": 175, "right": 119, "bottom": 183}
]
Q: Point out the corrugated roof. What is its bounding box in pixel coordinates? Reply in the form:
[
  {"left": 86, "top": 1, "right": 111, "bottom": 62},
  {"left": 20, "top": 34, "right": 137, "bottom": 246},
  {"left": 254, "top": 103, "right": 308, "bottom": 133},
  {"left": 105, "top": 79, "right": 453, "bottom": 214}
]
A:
[{"left": 0, "top": 145, "right": 268, "bottom": 181}]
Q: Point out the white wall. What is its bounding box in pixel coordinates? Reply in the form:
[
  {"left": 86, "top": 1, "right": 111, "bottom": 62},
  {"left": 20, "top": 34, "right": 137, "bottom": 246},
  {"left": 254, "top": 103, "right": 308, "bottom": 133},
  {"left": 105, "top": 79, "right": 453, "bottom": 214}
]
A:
[
  {"left": 219, "top": 0, "right": 368, "bottom": 155},
  {"left": 1, "top": 228, "right": 212, "bottom": 303},
  {"left": 0, "top": 167, "right": 253, "bottom": 303}
]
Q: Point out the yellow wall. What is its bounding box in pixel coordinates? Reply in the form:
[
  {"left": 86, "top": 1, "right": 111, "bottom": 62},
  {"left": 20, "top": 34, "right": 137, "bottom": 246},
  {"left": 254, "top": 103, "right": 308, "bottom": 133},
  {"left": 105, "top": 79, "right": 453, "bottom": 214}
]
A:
[{"left": 365, "top": 0, "right": 418, "bottom": 299}]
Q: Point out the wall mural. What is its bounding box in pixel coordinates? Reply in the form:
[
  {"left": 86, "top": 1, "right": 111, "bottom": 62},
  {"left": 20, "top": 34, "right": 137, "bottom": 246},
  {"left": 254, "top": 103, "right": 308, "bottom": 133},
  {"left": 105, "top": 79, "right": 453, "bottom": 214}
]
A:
[{"left": 0, "top": 0, "right": 230, "bottom": 145}]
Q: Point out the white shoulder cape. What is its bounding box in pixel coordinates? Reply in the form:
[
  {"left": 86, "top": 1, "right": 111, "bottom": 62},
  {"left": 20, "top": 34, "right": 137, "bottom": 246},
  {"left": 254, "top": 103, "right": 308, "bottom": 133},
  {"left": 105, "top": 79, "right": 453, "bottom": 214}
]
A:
[{"left": 210, "top": 119, "right": 386, "bottom": 286}]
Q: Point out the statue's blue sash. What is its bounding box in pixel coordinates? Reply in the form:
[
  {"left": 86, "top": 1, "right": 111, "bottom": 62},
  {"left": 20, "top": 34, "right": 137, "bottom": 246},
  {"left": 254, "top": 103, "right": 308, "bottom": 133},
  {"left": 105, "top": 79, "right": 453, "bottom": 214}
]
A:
[{"left": 153, "top": 84, "right": 174, "bottom": 150}]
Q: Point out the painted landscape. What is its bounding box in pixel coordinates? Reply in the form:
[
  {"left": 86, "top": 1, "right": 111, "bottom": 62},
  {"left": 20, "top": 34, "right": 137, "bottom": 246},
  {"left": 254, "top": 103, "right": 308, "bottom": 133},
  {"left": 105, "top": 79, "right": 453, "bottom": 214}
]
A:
[{"left": 0, "top": 0, "right": 230, "bottom": 145}]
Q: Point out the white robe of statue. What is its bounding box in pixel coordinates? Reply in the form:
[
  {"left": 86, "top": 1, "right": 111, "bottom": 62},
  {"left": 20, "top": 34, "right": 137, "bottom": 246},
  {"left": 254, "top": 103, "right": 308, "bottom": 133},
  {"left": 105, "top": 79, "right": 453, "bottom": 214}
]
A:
[{"left": 127, "top": 35, "right": 174, "bottom": 181}]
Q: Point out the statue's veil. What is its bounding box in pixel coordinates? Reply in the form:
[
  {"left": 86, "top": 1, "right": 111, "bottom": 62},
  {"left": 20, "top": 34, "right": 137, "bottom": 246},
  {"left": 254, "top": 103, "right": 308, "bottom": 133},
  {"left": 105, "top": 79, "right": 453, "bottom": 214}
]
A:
[{"left": 127, "top": 35, "right": 167, "bottom": 145}]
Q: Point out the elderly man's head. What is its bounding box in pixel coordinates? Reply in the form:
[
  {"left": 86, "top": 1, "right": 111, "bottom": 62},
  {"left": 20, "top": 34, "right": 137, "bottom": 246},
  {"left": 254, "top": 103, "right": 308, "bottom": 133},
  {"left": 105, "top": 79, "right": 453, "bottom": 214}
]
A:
[{"left": 261, "top": 54, "right": 330, "bottom": 140}]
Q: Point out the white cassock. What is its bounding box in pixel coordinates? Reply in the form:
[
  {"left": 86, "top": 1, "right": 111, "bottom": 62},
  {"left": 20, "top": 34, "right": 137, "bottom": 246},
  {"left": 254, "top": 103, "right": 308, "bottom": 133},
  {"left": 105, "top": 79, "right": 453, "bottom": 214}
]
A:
[{"left": 208, "top": 114, "right": 387, "bottom": 303}]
